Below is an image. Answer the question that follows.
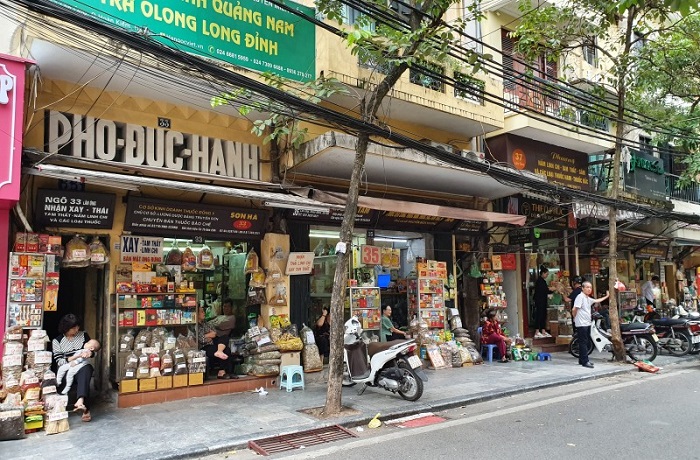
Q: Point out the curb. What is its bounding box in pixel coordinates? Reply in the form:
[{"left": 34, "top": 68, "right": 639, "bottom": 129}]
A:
[{"left": 161, "top": 364, "right": 634, "bottom": 459}]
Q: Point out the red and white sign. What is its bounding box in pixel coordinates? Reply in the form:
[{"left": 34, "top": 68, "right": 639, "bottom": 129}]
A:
[
  {"left": 0, "top": 54, "right": 33, "bottom": 204},
  {"left": 361, "top": 245, "right": 381, "bottom": 266},
  {"left": 285, "top": 252, "right": 315, "bottom": 275}
]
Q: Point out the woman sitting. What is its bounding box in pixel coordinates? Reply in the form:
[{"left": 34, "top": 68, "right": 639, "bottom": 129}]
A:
[
  {"left": 315, "top": 308, "right": 330, "bottom": 360},
  {"left": 52, "top": 314, "right": 95, "bottom": 422},
  {"left": 482, "top": 309, "right": 511, "bottom": 363}
]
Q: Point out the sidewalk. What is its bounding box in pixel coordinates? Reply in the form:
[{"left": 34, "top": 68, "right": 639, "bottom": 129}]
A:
[{"left": 2, "top": 351, "right": 690, "bottom": 460}]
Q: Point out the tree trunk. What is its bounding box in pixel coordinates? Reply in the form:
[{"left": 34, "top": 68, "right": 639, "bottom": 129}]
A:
[{"left": 322, "top": 132, "right": 370, "bottom": 415}]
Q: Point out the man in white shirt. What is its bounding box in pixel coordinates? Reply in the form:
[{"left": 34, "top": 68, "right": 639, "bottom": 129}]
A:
[
  {"left": 573, "top": 282, "right": 609, "bottom": 368},
  {"left": 641, "top": 276, "right": 660, "bottom": 308}
]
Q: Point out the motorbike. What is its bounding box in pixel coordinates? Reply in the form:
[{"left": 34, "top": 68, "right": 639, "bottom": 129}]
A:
[
  {"left": 630, "top": 305, "right": 692, "bottom": 356},
  {"left": 670, "top": 302, "right": 700, "bottom": 354},
  {"left": 342, "top": 316, "right": 426, "bottom": 401},
  {"left": 569, "top": 312, "right": 658, "bottom": 361}
]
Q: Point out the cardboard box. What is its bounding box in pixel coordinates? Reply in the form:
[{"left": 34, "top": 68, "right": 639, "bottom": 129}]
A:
[
  {"left": 188, "top": 373, "right": 204, "bottom": 386},
  {"left": 145, "top": 309, "right": 158, "bottom": 326},
  {"left": 156, "top": 376, "right": 173, "bottom": 389},
  {"left": 120, "top": 379, "right": 139, "bottom": 393},
  {"left": 136, "top": 310, "right": 146, "bottom": 326},
  {"left": 173, "top": 374, "right": 188, "bottom": 388},
  {"left": 280, "top": 351, "right": 301, "bottom": 368},
  {"left": 139, "top": 378, "right": 157, "bottom": 392}
]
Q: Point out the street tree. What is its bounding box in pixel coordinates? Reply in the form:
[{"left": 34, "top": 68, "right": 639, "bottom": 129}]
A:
[
  {"left": 511, "top": 0, "right": 692, "bottom": 361},
  {"left": 216, "top": 0, "right": 486, "bottom": 415}
]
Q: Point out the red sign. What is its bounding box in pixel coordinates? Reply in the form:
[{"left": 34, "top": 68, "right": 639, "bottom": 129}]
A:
[
  {"left": 0, "top": 54, "right": 33, "bottom": 204},
  {"left": 361, "top": 245, "right": 381, "bottom": 266},
  {"left": 590, "top": 257, "right": 600, "bottom": 275},
  {"left": 500, "top": 254, "right": 517, "bottom": 270}
]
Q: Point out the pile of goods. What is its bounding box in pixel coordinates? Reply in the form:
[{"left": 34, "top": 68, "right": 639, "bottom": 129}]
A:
[
  {"left": 1, "top": 327, "right": 69, "bottom": 439},
  {"left": 119, "top": 328, "right": 200, "bottom": 382},
  {"left": 299, "top": 324, "right": 323, "bottom": 373}
]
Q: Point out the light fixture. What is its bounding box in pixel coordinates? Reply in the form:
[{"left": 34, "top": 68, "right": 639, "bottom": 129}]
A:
[
  {"left": 309, "top": 230, "right": 341, "bottom": 239},
  {"left": 24, "top": 168, "right": 141, "bottom": 191},
  {"left": 373, "top": 237, "right": 408, "bottom": 243},
  {"left": 262, "top": 201, "right": 331, "bottom": 214}
]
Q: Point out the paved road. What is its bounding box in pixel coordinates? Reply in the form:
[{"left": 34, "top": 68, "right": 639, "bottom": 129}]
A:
[{"left": 209, "top": 360, "right": 700, "bottom": 459}]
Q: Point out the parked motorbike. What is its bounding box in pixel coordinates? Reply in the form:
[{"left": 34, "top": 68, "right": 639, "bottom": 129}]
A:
[
  {"left": 670, "top": 303, "right": 700, "bottom": 354},
  {"left": 630, "top": 305, "right": 692, "bottom": 356},
  {"left": 569, "top": 312, "right": 658, "bottom": 361},
  {"left": 342, "top": 316, "right": 426, "bottom": 401}
]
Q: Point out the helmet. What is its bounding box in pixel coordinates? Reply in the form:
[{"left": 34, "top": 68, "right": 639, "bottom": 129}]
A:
[{"left": 572, "top": 276, "right": 583, "bottom": 285}]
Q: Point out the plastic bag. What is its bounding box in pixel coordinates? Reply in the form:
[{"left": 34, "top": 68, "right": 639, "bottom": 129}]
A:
[
  {"left": 469, "top": 255, "right": 482, "bottom": 278},
  {"left": 160, "top": 350, "right": 174, "bottom": 376},
  {"left": 250, "top": 268, "right": 266, "bottom": 288},
  {"left": 148, "top": 352, "right": 161, "bottom": 378},
  {"left": 63, "top": 235, "right": 91, "bottom": 268},
  {"left": 122, "top": 352, "right": 139, "bottom": 380},
  {"left": 137, "top": 353, "right": 150, "bottom": 379},
  {"left": 89, "top": 236, "right": 110, "bottom": 265},
  {"left": 187, "top": 350, "right": 207, "bottom": 373},
  {"left": 246, "top": 286, "right": 266, "bottom": 306},
  {"left": 302, "top": 343, "right": 323, "bottom": 372},
  {"left": 119, "top": 330, "right": 135, "bottom": 352},
  {"left": 300, "top": 324, "right": 316, "bottom": 345},
  {"left": 197, "top": 244, "right": 215, "bottom": 270},
  {"left": 165, "top": 244, "right": 183, "bottom": 265},
  {"left": 265, "top": 259, "right": 284, "bottom": 285},
  {"left": 181, "top": 245, "right": 197, "bottom": 272},
  {"left": 173, "top": 348, "right": 188, "bottom": 375},
  {"left": 269, "top": 284, "right": 288, "bottom": 307},
  {"left": 244, "top": 248, "right": 259, "bottom": 274}
]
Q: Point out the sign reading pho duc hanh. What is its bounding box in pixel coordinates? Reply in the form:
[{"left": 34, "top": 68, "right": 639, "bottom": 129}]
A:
[{"left": 49, "top": 0, "right": 316, "bottom": 82}]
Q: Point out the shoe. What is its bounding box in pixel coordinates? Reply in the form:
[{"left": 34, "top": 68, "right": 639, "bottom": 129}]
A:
[
  {"left": 498, "top": 358, "right": 509, "bottom": 363},
  {"left": 534, "top": 333, "right": 544, "bottom": 339},
  {"left": 543, "top": 332, "right": 552, "bottom": 338},
  {"left": 582, "top": 362, "right": 594, "bottom": 368},
  {"left": 81, "top": 411, "right": 92, "bottom": 422},
  {"left": 217, "top": 373, "right": 233, "bottom": 380}
]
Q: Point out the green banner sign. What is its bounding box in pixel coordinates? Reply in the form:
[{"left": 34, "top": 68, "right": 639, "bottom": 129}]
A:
[{"left": 50, "top": 0, "right": 316, "bottom": 82}]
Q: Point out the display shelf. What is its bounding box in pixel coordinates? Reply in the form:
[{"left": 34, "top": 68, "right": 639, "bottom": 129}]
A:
[
  {"left": 408, "top": 260, "right": 448, "bottom": 331},
  {"left": 6, "top": 253, "right": 57, "bottom": 329},
  {"left": 480, "top": 270, "right": 507, "bottom": 310},
  {"left": 348, "top": 286, "right": 381, "bottom": 330},
  {"left": 114, "top": 286, "right": 199, "bottom": 383}
]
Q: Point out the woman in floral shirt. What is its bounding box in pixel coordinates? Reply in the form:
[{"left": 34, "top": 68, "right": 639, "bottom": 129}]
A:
[{"left": 482, "top": 309, "right": 511, "bottom": 363}]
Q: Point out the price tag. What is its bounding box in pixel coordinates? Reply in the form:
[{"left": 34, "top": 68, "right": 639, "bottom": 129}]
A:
[
  {"left": 35, "top": 351, "right": 52, "bottom": 364},
  {"left": 193, "top": 357, "right": 206, "bottom": 363},
  {"left": 3, "top": 354, "right": 22, "bottom": 367},
  {"left": 361, "top": 245, "right": 381, "bottom": 266},
  {"left": 42, "top": 385, "right": 57, "bottom": 394},
  {"left": 48, "top": 411, "right": 69, "bottom": 421}
]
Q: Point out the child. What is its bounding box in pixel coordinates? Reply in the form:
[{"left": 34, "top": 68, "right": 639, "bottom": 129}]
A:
[{"left": 57, "top": 339, "right": 100, "bottom": 395}]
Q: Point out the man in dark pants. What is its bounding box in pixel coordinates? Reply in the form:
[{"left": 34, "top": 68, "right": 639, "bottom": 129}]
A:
[{"left": 573, "top": 282, "right": 609, "bottom": 368}]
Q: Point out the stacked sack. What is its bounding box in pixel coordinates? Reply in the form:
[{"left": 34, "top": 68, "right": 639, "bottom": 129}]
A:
[
  {"left": 120, "top": 329, "right": 198, "bottom": 381},
  {"left": 241, "top": 327, "right": 282, "bottom": 377},
  {"left": 452, "top": 327, "right": 482, "bottom": 365},
  {"left": 299, "top": 324, "right": 323, "bottom": 373},
  {"left": 1, "top": 327, "right": 25, "bottom": 440}
]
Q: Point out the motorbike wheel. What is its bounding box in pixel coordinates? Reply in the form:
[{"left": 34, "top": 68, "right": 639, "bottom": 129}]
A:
[
  {"left": 568, "top": 336, "right": 594, "bottom": 358},
  {"left": 397, "top": 362, "right": 423, "bottom": 402},
  {"left": 625, "top": 334, "right": 658, "bottom": 362},
  {"left": 342, "top": 362, "right": 356, "bottom": 387},
  {"left": 668, "top": 331, "right": 692, "bottom": 357}
]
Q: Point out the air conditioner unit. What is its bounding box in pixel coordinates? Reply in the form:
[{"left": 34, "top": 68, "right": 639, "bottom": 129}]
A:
[
  {"left": 459, "top": 150, "right": 487, "bottom": 163},
  {"left": 427, "top": 141, "right": 455, "bottom": 154}
]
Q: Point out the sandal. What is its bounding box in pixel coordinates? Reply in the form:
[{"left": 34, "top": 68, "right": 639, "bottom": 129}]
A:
[
  {"left": 81, "top": 411, "right": 92, "bottom": 422},
  {"left": 72, "top": 403, "right": 86, "bottom": 413}
]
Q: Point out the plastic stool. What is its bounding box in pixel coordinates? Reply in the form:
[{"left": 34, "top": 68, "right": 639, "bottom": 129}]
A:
[
  {"left": 537, "top": 352, "right": 552, "bottom": 361},
  {"left": 279, "top": 365, "right": 305, "bottom": 392},
  {"left": 477, "top": 327, "right": 500, "bottom": 363}
]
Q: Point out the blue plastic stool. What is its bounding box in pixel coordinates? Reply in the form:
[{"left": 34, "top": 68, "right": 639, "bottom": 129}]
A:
[
  {"left": 477, "top": 327, "right": 500, "bottom": 363},
  {"left": 279, "top": 365, "right": 305, "bottom": 392},
  {"left": 537, "top": 352, "right": 552, "bottom": 361}
]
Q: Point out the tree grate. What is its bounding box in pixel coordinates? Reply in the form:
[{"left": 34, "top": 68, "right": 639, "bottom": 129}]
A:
[{"left": 248, "top": 424, "right": 357, "bottom": 456}]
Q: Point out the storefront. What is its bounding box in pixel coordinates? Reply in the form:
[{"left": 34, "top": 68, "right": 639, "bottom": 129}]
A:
[{"left": 0, "top": 53, "right": 33, "bottom": 349}]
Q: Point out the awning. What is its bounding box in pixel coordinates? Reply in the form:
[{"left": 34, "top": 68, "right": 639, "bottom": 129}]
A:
[
  {"left": 24, "top": 164, "right": 342, "bottom": 213},
  {"left": 303, "top": 189, "right": 526, "bottom": 226},
  {"left": 292, "top": 132, "right": 523, "bottom": 201}
]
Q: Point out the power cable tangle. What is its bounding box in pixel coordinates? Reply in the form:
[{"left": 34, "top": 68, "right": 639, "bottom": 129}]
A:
[{"left": 11, "top": 0, "right": 700, "bottom": 226}]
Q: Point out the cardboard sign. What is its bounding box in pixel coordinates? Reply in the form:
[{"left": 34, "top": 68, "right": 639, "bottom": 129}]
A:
[
  {"left": 120, "top": 235, "right": 164, "bottom": 263},
  {"left": 285, "top": 252, "right": 314, "bottom": 275},
  {"left": 426, "top": 345, "right": 448, "bottom": 369}
]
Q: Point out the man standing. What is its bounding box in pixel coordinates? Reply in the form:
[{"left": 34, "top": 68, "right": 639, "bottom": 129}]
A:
[
  {"left": 573, "top": 282, "right": 609, "bottom": 368},
  {"left": 642, "top": 276, "right": 660, "bottom": 308}
]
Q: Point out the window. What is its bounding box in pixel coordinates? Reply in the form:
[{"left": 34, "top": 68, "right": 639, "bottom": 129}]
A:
[
  {"left": 462, "top": 0, "right": 482, "bottom": 53},
  {"left": 582, "top": 37, "right": 597, "bottom": 66},
  {"left": 409, "top": 61, "right": 445, "bottom": 92},
  {"left": 342, "top": 5, "right": 375, "bottom": 31},
  {"left": 358, "top": 47, "right": 392, "bottom": 75},
  {"left": 454, "top": 72, "right": 485, "bottom": 104},
  {"left": 639, "top": 135, "right": 653, "bottom": 155}
]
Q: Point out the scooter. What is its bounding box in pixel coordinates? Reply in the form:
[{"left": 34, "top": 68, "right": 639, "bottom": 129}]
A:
[
  {"left": 342, "top": 316, "right": 427, "bottom": 401},
  {"left": 630, "top": 305, "right": 692, "bottom": 356},
  {"left": 569, "top": 312, "right": 659, "bottom": 361}
]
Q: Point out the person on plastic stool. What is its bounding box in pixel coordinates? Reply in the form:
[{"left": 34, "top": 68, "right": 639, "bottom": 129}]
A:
[
  {"left": 196, "top": 305, "right": 237, "bottom": 379},
  {"left": 482, "top": 309, "right": 511, "bottom": 363},
  {"left": 573, "top": 281, "right": 609, "bottom": 369},
  {"left": 381, "top": 305, "right": 407, "bottom": 342}
]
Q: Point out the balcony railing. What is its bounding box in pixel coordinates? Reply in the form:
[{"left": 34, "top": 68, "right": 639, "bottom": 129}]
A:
[
  {"left": 504, "top": 80, "right": 608, "bottom": 132},
  {"left": 667, "top": 174, "right": 700, "bottom": 204}
]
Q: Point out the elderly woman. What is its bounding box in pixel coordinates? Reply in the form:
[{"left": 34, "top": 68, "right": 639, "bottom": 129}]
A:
[
  {"left": 52, "top": 314, "right": 95, "bottom": 422},
  {"left": 482, "top": 309, "right": 511, "bottom": 363}
]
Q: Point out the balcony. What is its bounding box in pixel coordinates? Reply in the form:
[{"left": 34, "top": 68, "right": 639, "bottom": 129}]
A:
[{"left": 667, "top": 174, "right": 700, "bottom": 205}]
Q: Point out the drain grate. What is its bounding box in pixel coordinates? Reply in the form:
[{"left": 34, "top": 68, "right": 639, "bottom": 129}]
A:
[{"left": 248, "top": 425, "right": 357, "bottom": 456}]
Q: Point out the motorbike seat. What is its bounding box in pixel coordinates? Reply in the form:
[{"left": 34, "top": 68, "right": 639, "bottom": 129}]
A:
[
  {"left": 651, "top": 318, "right": 688, "bottom": 327},
  {"left": 367, "top": 340, "right": 411, "bottom": 358},
  {"left": 620, "top": 322, "right": 650, "bottom": 332}
]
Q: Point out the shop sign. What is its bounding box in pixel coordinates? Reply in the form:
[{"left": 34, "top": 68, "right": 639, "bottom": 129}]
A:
[
  {"left": 46, "top": 111, "right": 261, "bottom": 180},
  {"left": 360, "top": 245, "right": 381, "bottom": 266},
  {"left": 0, "top": 54, "right": 32, "bottom": 203},
  {"left": 500, "top": 253, "right": 517, "bottom": 270},
  {"left": 289, "top": 207, "right": 456, "bottom": 232},
  {"left": 120, "top": 235, "right": 164, "bottom": 263},
  {"left": 636, "top": 245, "right": 669, "bottom": 260},
  {"left": 508, "top": 195, "right": 568, "bottom": 230},
  {"left": 508, "top": 227, "right": 533, "bottom": 245},
  {"left": 454, "top": 220, "right": 482, "bottom": 234},
  {"left": 378, "top": 212, "right": 456, "bottom": 232},
  {"left": 285, "top": 252, "right": 314, "bottom": 275},
  {"left": 35, "top": 189, "right": 116, "bottom": 229},
  {"left": 48, "top": 0, "right": 315, "bottom": 82},
  {"left": 289, "top": 207, "right": 378, "bottom": 225},
  {"left": 486, "top": 134, "right": 590, "bottom": 191},
  {"left": 624, "top": 149, "right": 667, "bottom": 202},
  {"left": 124, "top": 196, "right": 268, "bottom": 239},
  {"left": 590, "top": 257, "right": 600, "bottom": 274}
]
